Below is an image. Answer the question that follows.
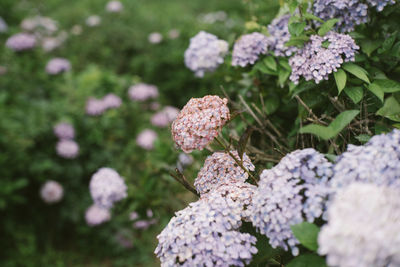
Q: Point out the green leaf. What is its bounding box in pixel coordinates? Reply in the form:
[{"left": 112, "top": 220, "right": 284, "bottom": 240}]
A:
[
  {"left": 342, "top": 63, "right": 370, "bottom": 84},
  {"left": 300, "top": 110, "right": 360, "bottom": 140},
  {"left": 291, "top": 222, "right": 320, "bottom": 251},
  {"left": 344, "top": 86, "right": 363, "bottom": 104},
  {"left": 355, "top": 134, "right": 371, "bottom": 143},
  {"left": 360, "top": 40, "right": 381, "bottom": 56},
  {"left": 254, "top": 61, "right": 276, "bottom": 75},
  {"left": 374, "top": 79, "right": 400, "bottom": 93},
  {"left": 318, "top": 18, "right": 339, "bottom": 36},
  {"left": 263, "top": 56, "right": 277, "bottom": 71},
  {"left": 279, "top": 58, "right": 291, "bottom": 71},
  {"left": 287, "top": 254, "right": 327, "bottom": 267},
  {"left": 333, "top": 69, "right": 347, "bottom": 94},
  {"left": 289, "top": 22, "right": 307, "bottom": 37},
  {"left": 278, "top": 69, "right": 291, "bottom": 87},
  {"left": 303, "top": 13, "right": 325, "bottom": 23},
  {"left": 379, "top": 32, "right": 397, "bottom": 54},
  {"left": 376, "top": 96, "right": 400, "bottom": 121},
  {"left": 367, "top": 83, "right": 384, "bottom": 102},
  {"left": 285, "top": 36, "right": 310, "bottom": 47},
  {"left": 264, "top": 95, "right": 280, "bottom": 115}
]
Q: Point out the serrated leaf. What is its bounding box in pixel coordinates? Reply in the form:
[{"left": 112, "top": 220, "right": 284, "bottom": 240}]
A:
[
  {"left": 342, "top": 63, "right": 370, "bottom": 84},
  {"left": 367, "top": 83, "right": 384, "bottom": 102},
  {"left": 303, "top": 13, "right": 325, "bottom": 23},
  {"left": 318, "top": 18, "right": 339, "bottom": 36},
  {"left": 287, "top": 254, "right": 327, "bottom": 267},
  {"left": 376, "top": 96, "right": 400, "bottom": 120},
  {"left": 344, "top": 86, "right": 363, "bottom": 104},
  {"left": 291, "top": 222, "right": 320, "bottom": 251},
  {"left": 374, "top": 79, "right": 400, "bottom": 93},
  {"left": 263, "top": 56, "right": 277, "bottom": 71},
  {"left": 333, "top": 69, "right": 347, "bottom": 94},
  {"left": 289, "top": 22, "right": 307, "bottom": 37},
  {"left": 300, "top": 110, "right": 359, "bottom": 140},
  {"left": 238, "top": 126, "right": 254, "bottom": 161}
]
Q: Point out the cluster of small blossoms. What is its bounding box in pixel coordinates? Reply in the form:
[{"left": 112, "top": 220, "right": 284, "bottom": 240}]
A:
[
  {"left": 89, "top": 167, "right": 128, "bottom": 209},
  {"left": 128, "top": 83, "right": 159, "bottom": 101},
  {"left": 86, "top": 15, "right": 101, "bottom": 27},
  {"left": 41, "top": 31, "right": 68, "bottom": 52},
  {"left": 313, "top": 0, "right": 368, "bottom": 33},
  {"left": 318, "top": 183, "right": 400, "bottom": 267},
  {"left": 45, "top": 58, "right": 71, "bottom": 75},
  {"left": 132, "top": 209, "right": 157, "bottom": 230},
  {"left": 267, "top": 14, "right": 298, "bottom": 57},
  {"left": 367, "top": 0, "right": 396, "bottom": 11},
  {"left": 148, "top": 32, "right": 163, "bottom": 44},
  {"left": 86, "top": 93, "right": 122, "bottom": 116},
  {"left": 289, "top": 31, "right": 359, "bottom": 84},
  {"left": 105, "top": 1, "right": 123, "bottom": 13},
  {"left": 151, "top": 106, "right": 180, "bottom": 128},
  {"left": 171, "top": 95, "right": 230, "bottom": 153},
  {"left": 136, "top": 129, "right": 158, "bottom": 150},
  {"left": 155, "top": 194, "right": 257, "bottom": 267},
  {"left": 21, "top": 16, "right": 58, "bottom": 35},
  {"left": 330, "top": 129, "right": 400, "bottom": 191},
  {"left": 56, "top": 139, "right": 79, "bottom": 159},
  {"left": 184, "top": 31, "right": 228, "bottom": 77},
  {"left": 53, "top": 122, "right": 75, "bottom": 140},
  {"left": 249, "top": 149, "right": 333, "bottom": 256},
  {"left": 6, "top": 33, "right": 36, "bottom": 52},
  {"left": 40, "top": 180, "right": 64, "bottom": 204},
  {"left": 232, "top": 32, "right": 269, "bottom": 67},
  {"left": 85, "top": 204, "right": 111, "bottom": 226},
  {"left": 194, "top": 151, "right": 255, "bottom": 195}
]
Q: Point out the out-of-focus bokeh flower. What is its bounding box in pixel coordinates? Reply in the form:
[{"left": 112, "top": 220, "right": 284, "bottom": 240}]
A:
[
  {"left": 53, "top": 122, "right": 75, "bottom": 140},
  {"left": 86, "top": 15, "right": 101, "bottom": 27},
  {"left": 6, "top": 33, "right": 36, "bottom": 52},
  {"left": 128, "top": 83, "right": 159, "bottom": 101},
  {"left": 40, "top": 180, "right": 64, "bottom": 204},
  {"left": 148, "top": 32, "right": 163, "bottom": 44},
  {"left": 46, "top": 58, "right": 71, "bottom": 75},
  {"left": 106, "top": 1, "right": 124, "bottom": 13},
  {"left": 136, "top": 129, "right": 158, "bottom": 150},
  {"left": 56, "top": 139, "right": 79, "bottom": 159},
  {"left": 85, "top": 204, "right": 111, "bottom": 226}
]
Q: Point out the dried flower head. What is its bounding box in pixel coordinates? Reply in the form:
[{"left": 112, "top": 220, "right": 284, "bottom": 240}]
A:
[
  {"left": 289, "top": 32, "right": 359, "bottom": 84},
  {"left": 136, "top": 129, "right": 158, "bottom": 150},
  {"left": 56, "top": 139, "right": 79, "bottom": 159},
  {"left": 171, "top": 95, "right": 230, "bottom": 153},
  {"left": 249, "top": 149, "right": 333, "bottom": 256},
  {"left": 85, "top": 204, "right": 111, "bottom": 226},
  {"left": 128, "top": 83, "right": 159, "bottom": 101},
  {"left": 53, "top": 122, "right": 75, "bottom": 140},
  {"left": 6, "top": 33, "right": 36, "bottom": 51},
  {"left": 318, "top": 183, "right": 400, "bottom": 267},
  {"left": 89, "top": 167, "right": 127, "bottom": 209},
  {"left": 232, "top": 32, "right": 269, "bottom": 67},
  {"left": 40, "top": 180, "right": 64, "bottom": 204},
  {"left": 46, "top": 58, "right": 71, "bottom": 75},
  {"left": 194, "top": 151, "right": 255, "bottom": 195},
  {"left": 184, "top": 31, "right": 228, "bottom": 77}
]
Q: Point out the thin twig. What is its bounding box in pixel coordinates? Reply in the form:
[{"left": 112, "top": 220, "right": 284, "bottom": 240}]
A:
[{"left": 169, "top": 170, "right": 199, "bottom": 197}]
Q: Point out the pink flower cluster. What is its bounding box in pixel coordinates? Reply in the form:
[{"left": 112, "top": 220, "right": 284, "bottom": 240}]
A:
[
  {"left": 6, "top": 33, "right": 36, "bottom": 52},
  {"left": 54, "top": 122, "right": 79, "bottom": 159},
  {"left": 85, "top": 204, "right": 111, "bottom": 226},
  {"left": 40, "top": 180, "right": 64, "bottom": 204},
  {"left": 136, "top": 129, "right": 158, "bottom": 150},
  {"left": 128, "top": 83, "right": 159, "bottom": 101},
  {"left": 151, "top": 106, "right": 180, "bottom": 128},
  {"left": 171, "top": 95, "right": 230, "bottom": 153},
  {"left": 86, "top": 93, "right": 122, "bottom": 116},
  {"left": 53, "top": 122, "right": 75, "bottom": 140},
  {"left": 45, "top": 57, "right": 71, "bottom": 75}
]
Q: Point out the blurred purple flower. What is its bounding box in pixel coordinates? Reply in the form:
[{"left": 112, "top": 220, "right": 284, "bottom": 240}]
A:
[
  {"left": 136, "top": 129, "right": 158, "bottom": 150},
  {"left": 46, "top": 58, "right": 71, "bottom": 75},
  {"left": 56, "top": 139, "right": 79, "bottom": 159},
  {"left": 6, "top": 33, "right": 36, "bottom": 52}
]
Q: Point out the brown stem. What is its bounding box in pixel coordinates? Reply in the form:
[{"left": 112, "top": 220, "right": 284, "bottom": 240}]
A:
[{"left": 169, "top": 170, "right": 200, "bottom": 197}]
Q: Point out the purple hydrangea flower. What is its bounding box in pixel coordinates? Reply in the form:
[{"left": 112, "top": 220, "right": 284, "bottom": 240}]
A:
[
  {"left": 184, "top": 31, "right": 228, "bottom": 77},
  {"left": 86, "top": 97, "right": 106, "bottom": 116},
  {"left": 53, "top": 122, "right": 75, "bottom": 140},
  {"left": 151, "top": 106, "right": 179, "bottom": 128},
  {"left": 106, "top": 1, "right": 123, "bottom": 13},
  {"left": 56, "top": 139, "right": 79, "bottom": 159},
  {"left": 40, "top": 180, "right": 64, "bottom": 204},
  {"left": 85, "top": 204, "right": 111, "bottom": 226},
  {"left": 46, "top": 58, "right": 71, "bottom": 75},
  {"left": 313, "top": 0, "right": 368, "bottom": 33},
  {"left": 249, "top": 149, "right": 333, "bottom": 256},
  {"left": 89, "top": 167, "right": 127, "bottom": 209},
  {"left": 128, "top": 83, "right": 159, "bottom": 101},
  {"left": 318, "top": 183, "right": 400, "bottom": 267},
  {"left": 6, "top": 33, "right": 36, "bottom": 51},
  {"left": 155, "top": 193, "right": 257, "bottom": 267},
  {"left": 366, "top": 0, "right": 396, "bottom": 11},
  {"left": 232, "top": 32, "right": 269, "bottom": 67},
  {"left": 267, "top": 14, "right": 298, "bottom": 57},
  {"left": 0, "top": 17, "right": 8, "bottom": 33},
  {"left": 102, "top": 93, "right": 122, "bottom": 109},
  {"left": 136, "top": 129, "right": 158, "bottom": 150},
  {"left": 289, "top": 31, "right": 359, "bottom": 84},
  {"left": 148, "top": 32, "right": 163, "bottom": 44}
]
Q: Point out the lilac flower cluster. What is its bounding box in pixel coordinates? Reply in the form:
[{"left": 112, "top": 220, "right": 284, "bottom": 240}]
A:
[
  {"left": 132, "top": 209, "right": 157, "bottom": 230},
  {"left": 151, "top": 106, "right": 180, "bottom": 128},
  {"left": 86, "top": 93, "right": 122, "bottom": 116},
  {"left": 249, "top": 149, "right": 333, "bottom": 255},
  {"left": 40, "top": 180, "right": 64, "bottom": 204},
  {"left": 194, "top": 151, "right": 255, "bottom": 195},
  {"left": 232, "top": 32, "right": 269, "bottom": 67},
  {"left": 184, "top": 31, "right": 228, "bottom": 77},
  {"left": 86, "top": 15, "right": 101, "bottom": 27},
  {"left": 313, "top": 0, "right": 368, "bottom": 33},
  {"left": 105, "top": 1, "right": 123, "bottom": 13},
  {"left": 136, "top": 129, "right": 158, "bottom": 150},
  {"left": 89, "top": 167, "right": 128, "bottom": 209},
  {"left": 45, "top": 58, "right": 71, "bottom": 75},
  {"left": 318, "top": 183, "right": 400, "bottom": 267},
  {"left": 85, "top": 204, "right": 111, "bottom": 226},
  {"left": 148, "top": 32, "right": 163, "bottom": 44},
  {"left": 171, "top": 95, "right": 230, "bottom": 153},
  {"left": 367, "top": 0, "right": 396, "bottom": 11},
  {"left": 267, "top": 14, "right": 298, "bottom": 57},
  {"left": 56, "top": 139, "right": 79, "bottom": 159},
  {"left": 330, "top": 129, "right": 400, "bottom": 191},
  {"left": 21, "top": 16, "right": 58, "bottom": 35},
  {"left": 128, "top": 83, "right": 159, "bottom": 101},
  {"left": 53, "top": 122, "right": 75, "bottom": 140},
  {"left": 6, "top": 33, "right": 36, "bottom": 52},
  {"left": 155, "top": 194, "right": 257, "bottom": 267},
  {"left": 289, "top": 31, "right": 359, "bottom": 84}
]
